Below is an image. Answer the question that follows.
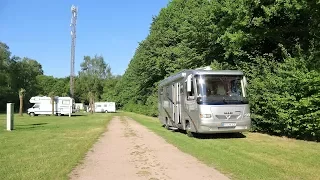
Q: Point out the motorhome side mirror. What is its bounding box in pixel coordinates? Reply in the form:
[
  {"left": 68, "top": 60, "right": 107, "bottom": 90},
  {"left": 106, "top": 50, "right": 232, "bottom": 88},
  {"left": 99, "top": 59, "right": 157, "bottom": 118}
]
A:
[
  {"left": 187, "top": 75, "right": 192, "bottom": 92},
  {"left": 243, "top": 76, "right": 248, "bottom": 87}
]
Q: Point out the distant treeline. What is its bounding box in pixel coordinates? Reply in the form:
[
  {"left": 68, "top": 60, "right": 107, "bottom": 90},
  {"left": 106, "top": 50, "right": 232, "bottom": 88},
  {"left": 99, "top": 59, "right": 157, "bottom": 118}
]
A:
[{"left": 0, "top": 44, "right": 121, "bottom": 113}]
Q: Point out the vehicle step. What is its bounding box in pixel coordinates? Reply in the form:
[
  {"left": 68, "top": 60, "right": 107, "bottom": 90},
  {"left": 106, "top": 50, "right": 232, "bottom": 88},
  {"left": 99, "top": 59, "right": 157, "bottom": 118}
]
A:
[{"left": 169, "top": 127, "right": 179, "bottom": 130}]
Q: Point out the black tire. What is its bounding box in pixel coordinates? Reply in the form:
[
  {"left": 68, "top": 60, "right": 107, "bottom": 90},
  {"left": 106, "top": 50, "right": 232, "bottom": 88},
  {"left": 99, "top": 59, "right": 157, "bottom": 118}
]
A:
[
  {"left": 29, "top": 112, "right": 35, "bottom": 117},
  {"left": 58, "top": 113, "right": 62, "bottom": 116},
  {"left": 165, "top": 118, "right": 170, "bottom": 130},
  {"left": 105, "top": 110, "right": 108, "bottom": 113}
]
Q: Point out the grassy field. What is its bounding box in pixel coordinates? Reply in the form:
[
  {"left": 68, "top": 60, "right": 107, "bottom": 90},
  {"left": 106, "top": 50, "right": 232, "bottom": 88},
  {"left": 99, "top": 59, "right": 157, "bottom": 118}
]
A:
[
  {"left": 0, "top": 112, "right": 114, "bottom": 180},
  {"left": 124, "top": 112, "right": 320, "bottom": 180}
]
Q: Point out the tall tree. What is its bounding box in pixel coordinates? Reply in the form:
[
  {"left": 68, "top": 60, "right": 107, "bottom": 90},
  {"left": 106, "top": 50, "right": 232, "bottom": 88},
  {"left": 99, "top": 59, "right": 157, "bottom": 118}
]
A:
[
  {"left": 75, "top": 55, "right": 112, "bottom": 103},
  {"left": 18, "top": 88, "right": 26, "bottom": 116}
]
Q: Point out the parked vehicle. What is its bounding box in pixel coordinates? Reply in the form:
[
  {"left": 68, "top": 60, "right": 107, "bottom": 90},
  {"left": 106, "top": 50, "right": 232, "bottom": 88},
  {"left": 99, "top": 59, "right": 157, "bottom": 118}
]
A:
[
  {"left": 158, "top": 66, "right": 251, "bottom": 137},
  {"left": 27, "top": 96, "right": 76, "bottom": 116},
  {"left": 87, "top": 102, "right": 116, "bottom": 113},
  {"left": 75, "top": 103, "right": 85, "bottom": 112}
]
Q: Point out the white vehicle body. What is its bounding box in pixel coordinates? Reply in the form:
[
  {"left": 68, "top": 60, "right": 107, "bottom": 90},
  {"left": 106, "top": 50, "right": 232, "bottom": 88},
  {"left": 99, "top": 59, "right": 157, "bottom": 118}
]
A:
[
  {"left": 158, "top": 67, "right": 251, "bottom": 136},
  {"left": 75, "top": 103, "right": 85, "bottom": 111},
  {"left": 27, "top": 96, "right": 76, "bottom": 116},
  {"left": 88, "top": 102, "right": 116, "bottom": 113}
]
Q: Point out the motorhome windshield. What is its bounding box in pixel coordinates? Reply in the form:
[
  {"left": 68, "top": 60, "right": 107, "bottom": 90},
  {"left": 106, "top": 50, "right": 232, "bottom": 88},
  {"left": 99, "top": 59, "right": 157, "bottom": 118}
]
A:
[{"left": 195, "top": 74, "right": 248, "bottom": 105}]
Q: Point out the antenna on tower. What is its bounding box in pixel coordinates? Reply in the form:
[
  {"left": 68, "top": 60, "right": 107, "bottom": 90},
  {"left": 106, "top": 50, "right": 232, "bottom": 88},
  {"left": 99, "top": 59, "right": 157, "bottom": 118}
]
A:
[{"left": 70, "top": 5, "right": 78, "bottom": 98}]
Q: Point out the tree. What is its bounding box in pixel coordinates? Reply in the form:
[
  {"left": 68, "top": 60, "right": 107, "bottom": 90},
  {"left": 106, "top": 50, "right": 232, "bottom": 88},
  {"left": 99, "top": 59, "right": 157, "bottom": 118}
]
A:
[
  {"left": 88, "top": 91, "right": 94, "bottom": 114},
  {"left": 18, "top": 88, "right": 26, "bottom": 116},
  {"left": 75, "top": 55, "right": 112, "bottom": 103},
  {"left": 48, "top": 92, "right": 55, "bottom": 116}
]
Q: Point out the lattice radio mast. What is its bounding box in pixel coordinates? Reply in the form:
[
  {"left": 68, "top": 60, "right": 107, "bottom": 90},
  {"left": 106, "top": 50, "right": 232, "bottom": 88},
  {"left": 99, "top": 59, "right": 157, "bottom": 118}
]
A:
[{"left": 70, "top": 5, "right": 78, "bottom": 98}]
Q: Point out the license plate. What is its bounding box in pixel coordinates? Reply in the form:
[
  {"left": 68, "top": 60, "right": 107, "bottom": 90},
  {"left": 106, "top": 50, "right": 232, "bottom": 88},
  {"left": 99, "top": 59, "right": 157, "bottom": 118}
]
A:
[{"left": 222, "top": 123, "right": 236, "bottom": 127}]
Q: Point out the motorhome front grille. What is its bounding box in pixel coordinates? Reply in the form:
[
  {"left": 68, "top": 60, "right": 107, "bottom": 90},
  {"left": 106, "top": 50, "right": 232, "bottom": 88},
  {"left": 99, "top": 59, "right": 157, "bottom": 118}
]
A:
[{"left": 215, "top": 115, "right": 241, "bottom": 120}]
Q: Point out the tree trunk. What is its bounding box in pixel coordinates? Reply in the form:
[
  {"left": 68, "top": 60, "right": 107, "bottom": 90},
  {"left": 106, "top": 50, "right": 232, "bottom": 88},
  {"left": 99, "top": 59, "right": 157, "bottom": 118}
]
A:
[
  {"left": 51, "top": 97, "right": 55, "bottom": 116},
  {"left": 90, "top": 97, "right": 94, "bottom": 114},
  {"left": 19, "top": 96, "right": 23, "bottom": 116},
  {"left": 92, "top": 98, "right": 95, "bottom": 113}
]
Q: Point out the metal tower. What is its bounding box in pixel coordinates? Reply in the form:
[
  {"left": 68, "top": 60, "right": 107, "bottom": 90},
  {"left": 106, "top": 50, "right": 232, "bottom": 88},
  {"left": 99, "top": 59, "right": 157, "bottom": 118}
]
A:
[{"left": 70, "top": 5, "right": 78, "bottom": 98}]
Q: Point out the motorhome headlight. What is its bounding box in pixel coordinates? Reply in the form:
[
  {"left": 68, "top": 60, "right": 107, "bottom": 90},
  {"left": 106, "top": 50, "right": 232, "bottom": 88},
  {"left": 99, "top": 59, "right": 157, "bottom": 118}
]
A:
[
  {"left": 244, "top": 113, "right": 251, "bottom": 117},
  {"left": 200, "top": 114, "right": 212, "bottom": 118}
]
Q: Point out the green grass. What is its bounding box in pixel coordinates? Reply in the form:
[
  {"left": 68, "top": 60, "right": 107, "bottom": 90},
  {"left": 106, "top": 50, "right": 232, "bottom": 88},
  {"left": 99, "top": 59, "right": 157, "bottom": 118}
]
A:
[
  {"left": 0, "top": 112, "right": 114, "bottom": 180},
  {"left": 124, "top": 112, "right": 320, "bottom": 180}
]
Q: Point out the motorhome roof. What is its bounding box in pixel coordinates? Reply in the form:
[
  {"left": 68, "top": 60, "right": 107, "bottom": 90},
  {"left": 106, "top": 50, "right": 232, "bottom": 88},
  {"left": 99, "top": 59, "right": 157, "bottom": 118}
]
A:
[
  {"left": 159, "top": 69, "right": 243, "bottom": 87},
  {"left": 192, "top": 69, "right": 243, "bottom": 75}
]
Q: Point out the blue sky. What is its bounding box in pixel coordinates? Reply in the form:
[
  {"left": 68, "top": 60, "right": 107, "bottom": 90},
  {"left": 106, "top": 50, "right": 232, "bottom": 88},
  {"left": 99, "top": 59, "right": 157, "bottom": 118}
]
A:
[{"left": 0, "top": 0, "right": 169, "bottom": 78}]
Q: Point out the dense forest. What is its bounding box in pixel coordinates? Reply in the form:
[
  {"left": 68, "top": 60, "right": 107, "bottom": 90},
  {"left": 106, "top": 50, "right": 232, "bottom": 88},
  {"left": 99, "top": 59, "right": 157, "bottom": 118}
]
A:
[
  {"left": 117, "top": 0, "right": 320, "bottom": 141},
  {"left": 1, "top": 0, "right": 319, "bottom": 141}
]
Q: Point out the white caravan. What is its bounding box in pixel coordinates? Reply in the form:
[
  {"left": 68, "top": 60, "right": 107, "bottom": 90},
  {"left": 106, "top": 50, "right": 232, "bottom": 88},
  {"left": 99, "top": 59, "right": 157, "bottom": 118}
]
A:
[
  {"left": 75, "top": 103, "right": 85, "bottom": 112},
  {"left": 88, "top": 102, "right": 116, "bottom": 113},
  {"left": 27, "top": 96, "right": 76, "bottom": 116}
]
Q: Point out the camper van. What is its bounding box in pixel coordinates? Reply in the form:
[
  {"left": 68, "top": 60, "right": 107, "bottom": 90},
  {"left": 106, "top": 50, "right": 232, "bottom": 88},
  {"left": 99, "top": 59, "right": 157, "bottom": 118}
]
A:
[
  {"left": 87, "top": 102, "right": 116, "bottom": 113},
  {"left": 158, "top": 67, "right": 251, "bottom": 137},
  {"left": 27, "top": 96, "right": 76, "bottom": 116}
]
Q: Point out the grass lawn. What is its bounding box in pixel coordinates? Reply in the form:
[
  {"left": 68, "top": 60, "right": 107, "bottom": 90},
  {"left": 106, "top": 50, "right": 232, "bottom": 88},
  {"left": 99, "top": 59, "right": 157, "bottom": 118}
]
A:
[
  {"left": 0, "top": 112, "right": 114, "bottom": 180},
  {"left": 124, "top": 112, "right": 320, "bottom": 180}
]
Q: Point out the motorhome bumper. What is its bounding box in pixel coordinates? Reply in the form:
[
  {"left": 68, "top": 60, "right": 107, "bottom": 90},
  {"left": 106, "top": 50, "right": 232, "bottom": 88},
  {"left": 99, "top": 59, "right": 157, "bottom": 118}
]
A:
[{"left": 197, "top": 120, "right": 251, "bottom": 133}]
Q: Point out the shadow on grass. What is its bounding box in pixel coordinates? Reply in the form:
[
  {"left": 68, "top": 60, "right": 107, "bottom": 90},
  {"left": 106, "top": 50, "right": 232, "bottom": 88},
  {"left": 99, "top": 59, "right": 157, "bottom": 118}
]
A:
[
  {"left": 163, "top": 125, "right": 246, "bottom": 139},
  {"left": 193, "top": 132, "right": 246, "bottom": 139},
  {"left": 70, "top": 114, "right": 88, "bottom": 117},
  {"left": 15, "top": 123, "right": 49, "bottom": 130},
  {"left": 18, "top": 123, "right": 48, "bottom": 126}
]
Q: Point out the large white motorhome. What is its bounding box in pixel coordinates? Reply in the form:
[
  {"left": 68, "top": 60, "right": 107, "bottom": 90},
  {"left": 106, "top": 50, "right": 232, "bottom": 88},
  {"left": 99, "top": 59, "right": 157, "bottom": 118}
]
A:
[
  {"left": 27, "top": 96, "right": 76, "bottom": 116},
  {"left": 87, "top": 102, "right": 116, "bottom": 113},
  {"left": 158, "top": 67, "right": 251, "bottom": 137}
]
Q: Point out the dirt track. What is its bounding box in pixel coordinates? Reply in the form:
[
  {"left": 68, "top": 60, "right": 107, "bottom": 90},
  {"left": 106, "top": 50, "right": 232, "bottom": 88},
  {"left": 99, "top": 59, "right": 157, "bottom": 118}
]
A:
[{"left": 69, "top": 116, "right": 229, "bottom": 180}]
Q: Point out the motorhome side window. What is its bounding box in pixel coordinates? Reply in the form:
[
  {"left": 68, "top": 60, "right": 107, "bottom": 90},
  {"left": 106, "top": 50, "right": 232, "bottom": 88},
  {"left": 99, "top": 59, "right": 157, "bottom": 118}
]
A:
[
  {"left": 62, "top": 100, "right": 70, "bottom": 105},
  {"left": 185, "top": 78, "right": 194, "bottom": 100}
]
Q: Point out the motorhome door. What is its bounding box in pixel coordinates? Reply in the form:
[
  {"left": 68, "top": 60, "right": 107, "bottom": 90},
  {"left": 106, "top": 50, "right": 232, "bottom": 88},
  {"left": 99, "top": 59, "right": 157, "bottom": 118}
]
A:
[{"left": 172, "top": 82, "right": 181, "bottom": 124}]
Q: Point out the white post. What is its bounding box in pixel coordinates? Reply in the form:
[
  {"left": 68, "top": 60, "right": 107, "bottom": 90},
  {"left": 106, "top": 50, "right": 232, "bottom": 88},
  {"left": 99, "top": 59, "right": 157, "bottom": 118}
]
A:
[
  {"left": 7, "top": 103, "right": 14, "bottom": 131},
  {"left": 69, "top": 99, "right": 71, "bottom": 117}
]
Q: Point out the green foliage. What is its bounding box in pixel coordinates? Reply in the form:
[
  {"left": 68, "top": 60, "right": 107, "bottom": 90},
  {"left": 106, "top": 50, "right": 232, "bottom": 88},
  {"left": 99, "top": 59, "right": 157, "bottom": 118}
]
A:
[
  {"left": 0, "top": 44, "right": 44, "bottom": 111},
  {"left": 248, "top": 55, "right": 320, "bottom": 141},
  {"left": 74, "top": 55, "right": 112, "bottom": 103}
]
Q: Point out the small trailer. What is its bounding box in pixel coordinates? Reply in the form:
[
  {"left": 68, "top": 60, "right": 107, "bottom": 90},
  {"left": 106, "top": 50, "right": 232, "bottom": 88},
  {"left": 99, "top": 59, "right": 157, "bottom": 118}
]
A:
[
  {"left": 27, "top": 96, "right": 76, "bottom": 116},
  {"left": 158, "top": 66, "right": 251, "bottom": 137},
  {"left": 88, "top": 102, "right": 116, "bottom": 113}
]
